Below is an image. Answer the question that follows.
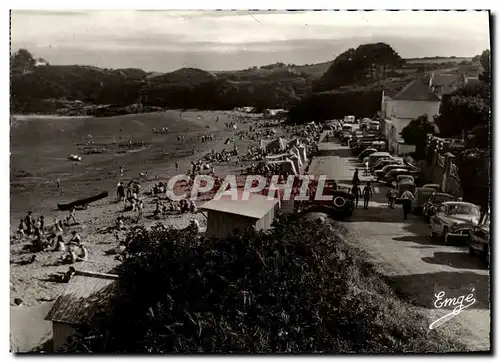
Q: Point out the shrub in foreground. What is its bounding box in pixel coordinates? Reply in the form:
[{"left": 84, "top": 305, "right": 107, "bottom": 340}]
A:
[{"left": 69, "top": 218, "right": 465, "bottom": 353}]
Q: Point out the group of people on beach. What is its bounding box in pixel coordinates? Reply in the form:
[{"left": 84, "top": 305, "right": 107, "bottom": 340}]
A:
[{"left": 16, "top": 209, "right": 88, "bottom": 263}]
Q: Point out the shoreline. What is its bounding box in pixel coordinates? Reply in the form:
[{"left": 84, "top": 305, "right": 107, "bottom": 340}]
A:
[{"left": 11, "top": 114, "right": 93, "bottom": 120}]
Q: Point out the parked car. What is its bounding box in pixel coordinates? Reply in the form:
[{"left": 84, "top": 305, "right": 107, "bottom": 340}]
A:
[
  {"left": 384, "top": 168, "right": 421, "bottom": 185},
  {"left": 374, "top": 164, "right": 411, "bottom": 180},
  {"left": 449, "top": 138, "right": 465, "bottom": 151},
  {"left": 371, "top": 140, "right": 387, "bottom": 151},
  {"left": 358, "top": 148, "right": 378, "bottom": 160},
  {"left": 430, "top": 202, "right": 481, "bottom": 244},
  {"left": 342, "top": 124, "right": 353, "bottom": 133},
  {"left": 367, "top": 152, "right": 392, "bottom": 167},
  {"left": 368, "top": 120, "right": 380, "bottom": 131},
  {"left": 397, "top": 178, "right": 416, "bottom": 197},
  {"left": 297, "top": 190, "right": 355, "bottom": 220},
  {"left": 371, "top": 158, "right": 400, "bottom": 172},
  {"left": 420, "top": 184, "right": 442, "bottom": 192},
  {"left": 468, "top": 211, "right": 490, "bottom": 264},
  {"left": 423, "top": 192, "right": 456, "bottom": 222},
  {"left": 412, "top": 186, "right": 440, "bottom": 215}
]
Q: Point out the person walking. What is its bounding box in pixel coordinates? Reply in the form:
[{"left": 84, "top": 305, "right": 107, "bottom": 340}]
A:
[
  {"left": 362, "top": 182, "right": 373, "bottom": 209},
  {"left": 352, "top": 168, "right": 360, "bottom": 187},
  {"left": 401, "top": 189, "right": 415, "bottom": 220},
  {"left": 387, "top": 185, "right": 398, "bottom": 209},
  {"left": 175, "top": 161, "right": 179, "bottom": 171},
  {"left": 351, "top": 184, "right": 360, "bottom": 209}
]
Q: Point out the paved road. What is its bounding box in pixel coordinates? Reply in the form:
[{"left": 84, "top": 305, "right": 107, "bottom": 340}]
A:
[{"left": 309, "top": 136, "right": 490, "bottom": 351}]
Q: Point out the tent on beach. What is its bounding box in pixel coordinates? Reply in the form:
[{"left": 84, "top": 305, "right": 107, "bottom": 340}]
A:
[{"left": 259, "top": 137, "right": 289, "bottom": 153}]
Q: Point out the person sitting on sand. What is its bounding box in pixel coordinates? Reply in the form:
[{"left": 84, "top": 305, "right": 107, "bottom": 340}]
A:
[
  {"left": 32, "top": 232, "right": 46, "bottom": 252},
  {"left": 52, "top": 234, "right": 65, "bottom": 252},
  {"left": 116, "top": 217, "right": 125, "bottom": 230},
  {"left": 66, "top": 207, "right": 77, "bottom": 225},
  {"left": 66, "top": 231, "right": 87, "bottom": 263},
  {"left": 61, "top": 267, "right": 76, "bottom": 283},
  {"left": 154, "top": 201, "right": 163, "bottom": 218}
]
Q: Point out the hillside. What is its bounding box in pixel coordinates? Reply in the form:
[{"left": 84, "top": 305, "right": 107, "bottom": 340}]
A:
[{"left": 10, "top": 50, "right": 473, "bottom": 117}]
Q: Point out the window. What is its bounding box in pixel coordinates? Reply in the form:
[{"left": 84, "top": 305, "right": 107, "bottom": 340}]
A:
[
  {"left": 437, "top": 205, "right": 447, "bottom": 214},
  {"left": 448, "top": 204, "right": 480, "bottom": 216}
]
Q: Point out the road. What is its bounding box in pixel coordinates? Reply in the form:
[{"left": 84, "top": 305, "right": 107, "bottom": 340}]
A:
[{"left": 309, "top": 135, "right": 490, "bottom": 351}]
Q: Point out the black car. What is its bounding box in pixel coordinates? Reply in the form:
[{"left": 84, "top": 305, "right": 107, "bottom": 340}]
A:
[{"left": 296, "top": 190, "right": 355, "bottom": 220}]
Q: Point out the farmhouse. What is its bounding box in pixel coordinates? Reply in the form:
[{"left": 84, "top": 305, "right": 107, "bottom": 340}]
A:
[
  {"left": 428, "top": 72, "right": 465, "bottom": 96},
  {"left": 44, "top": 270, "right": 119, "bottom": 352},
  {"left": 200, "top": 193, "right": 279, "bottom": 239},
  {"left": 381, "top": 79, "right": 441, "bottom": 155}
]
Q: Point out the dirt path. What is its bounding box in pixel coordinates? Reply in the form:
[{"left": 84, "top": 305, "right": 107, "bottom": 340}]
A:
[{"left": 309, "top": 135, "right": 490, "bottom": 351}]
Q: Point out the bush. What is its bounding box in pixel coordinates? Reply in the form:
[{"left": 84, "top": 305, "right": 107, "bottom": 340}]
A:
[{"left": 69, "top": 218, "right": 465, "bottom": 353}]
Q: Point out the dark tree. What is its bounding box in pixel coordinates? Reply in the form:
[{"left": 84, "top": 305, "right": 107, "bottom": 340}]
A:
[
  {"left": 400, "top": 114, "right": 436, "bottom": 160},
  {"left": 434, "top": 82, "right": 490, "bottom": 139},
  {"left": 317, "top": 43, "right": 404, "bottom": 91},
  {"left": 11, "top": 48, "right": 36, "bottom": 72}
]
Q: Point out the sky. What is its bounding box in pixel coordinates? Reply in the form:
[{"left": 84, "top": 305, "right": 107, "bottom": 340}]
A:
[{"left": 10, "top": 10, "right": 491, "bottom": 72}]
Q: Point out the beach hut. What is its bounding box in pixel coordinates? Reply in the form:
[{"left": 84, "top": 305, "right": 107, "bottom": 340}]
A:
[
  {"left": 44, "top": 270, "right": 119, "bottom": 352},
  {"left": 200, "top": 193, "right": 279, "bottom": 239}
]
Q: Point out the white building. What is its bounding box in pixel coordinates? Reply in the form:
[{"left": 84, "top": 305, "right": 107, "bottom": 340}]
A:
[{"left": 381, "top": 79, "right": 441, "bottom": 155}]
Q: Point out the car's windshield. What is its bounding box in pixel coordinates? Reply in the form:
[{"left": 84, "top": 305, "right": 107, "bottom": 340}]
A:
[{"left": 447, "top": 204, "right": 480, "bottom": 216}]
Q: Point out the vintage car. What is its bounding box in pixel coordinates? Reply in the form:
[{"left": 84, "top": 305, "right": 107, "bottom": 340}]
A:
[
  {"left": 430, "top": 202, "right": 481, "bottom": 244},
  {"left": 468, "top": 211, "right": 490, "bottom": 264},
  {"left": 383, "top": 168, "right": 421, "bottom": 185},
  {"left": 296, "top": 189, "right": 355, "bottom": 220},
  {"left": 371, "top": 140, "right": 387, "bottom": 151},
  {"left": 374, "top": 164, "right": 410, "bottom": 180},
  {"left": 396, "top": 175, "right": 416, "bottom": 196},
  {"left": 420, "top": 184, "right": 442, "bottom": 192},
  {"left": 422, "top": 192, "right": 455, "bottom": 223},
  {"left": 358, "top": 148, "right": 378, "bottom": 160},
  {"left": 367, "top": 152, "right": 392, "bottom": 167},
  {"left": 412, "top": 186, "right": 440, "bottom": 215},
  {"left": 341, "top": 134, "right": 353, "bottom": 146},
  {"left": 371, "top": 158, "right": 400, "bottom": 172}
]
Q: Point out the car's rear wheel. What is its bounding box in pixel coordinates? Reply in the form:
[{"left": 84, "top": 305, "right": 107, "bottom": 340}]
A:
[
  {"left": 430, "top": 231, "right": 438, "bottom": 240},
  {"left": 468, "top": 245, "right": 475, "bottom": 256}
]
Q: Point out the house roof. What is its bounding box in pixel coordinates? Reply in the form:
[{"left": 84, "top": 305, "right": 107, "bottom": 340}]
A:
[
  {"left": 392, "top": 79, "right": 441, "bottom": 101},
  {"left": 201, "top": 192, "right": 279, "bottom": 219},
  {"left": 45, "top": 270, "right": 119, "bottom": 325}
]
